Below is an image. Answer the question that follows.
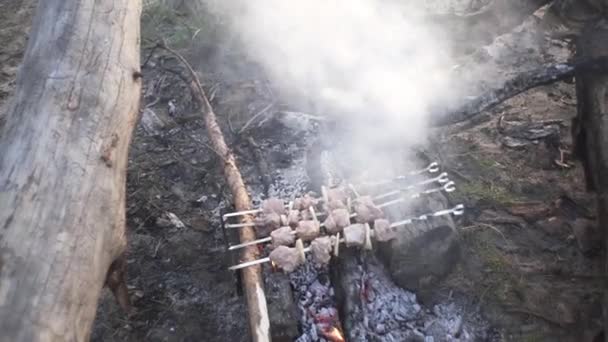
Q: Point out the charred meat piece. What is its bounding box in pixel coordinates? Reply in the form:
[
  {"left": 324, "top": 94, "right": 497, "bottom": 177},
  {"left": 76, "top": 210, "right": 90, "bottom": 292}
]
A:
[
  {"left": 354, "top": 196, "right": 384, "bottom": 223},
  {"left": 373, "top": 219, "right": 396, "bottom": 242},
  {"left": 343, "top": 223, "right": 366, "bottom": 247},
  {"left": 287, "top": 210, "right": 300, "bottom": 227},
  {"left": 293, "top": 194, "right": 318, "bottom": 211},
  {"left": 269, "top": 246, "right": 303, "bottom": 272},
  {"left": 323, "top": 208, "right": 351, "bottom": 234},
  {"left": 327, "top": 188, "right": 348, "bottom": 203},
  {"left": 296, "top": 220, "right": 320, "bottom": 241},
  {"left": 326, "top": 199, "right": 347, "bottom": 211},
  {"left": 262, "top": 198, "right": 285, "bottom": 215},
  {"left": 311, "top": 236, "right": 333, "bottom": 265},
  {"left": 300, "top": 209, "right": 313, "bottom": 221},
  {"left": 271, "top": 226, "right": 296, "bottom": 248},
  {"left": 254, "top": 212, "right": 282, "bottom": 236}
]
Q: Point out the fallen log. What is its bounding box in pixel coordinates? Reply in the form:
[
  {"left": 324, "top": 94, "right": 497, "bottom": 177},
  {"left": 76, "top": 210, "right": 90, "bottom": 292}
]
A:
[
  {"left": 432, "top": 57, "right": 608, "bottom": 127},
  {"left": 159, "top": 43, "right": 271, "bottom": 342},
  {"left": 0, "top": 1, "right": 142, "bottom": 340}
]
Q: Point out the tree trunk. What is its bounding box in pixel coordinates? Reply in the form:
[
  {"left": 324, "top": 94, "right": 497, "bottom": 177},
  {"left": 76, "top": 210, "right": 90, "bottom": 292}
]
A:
[
  {"left": 0, "top": 1, "right": 142, "bottom": 341},
  {"left": 571, "top": 21, "right": 608, "bottom": 340}
]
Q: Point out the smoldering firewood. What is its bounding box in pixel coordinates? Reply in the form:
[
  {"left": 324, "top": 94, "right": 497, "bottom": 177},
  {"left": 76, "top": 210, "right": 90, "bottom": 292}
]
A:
[
  {"left": 432, "top": 57, "right": 608, "bottom": 127},
  {"left": 246, "top": 136, "right": 273, "bottom": 197}
]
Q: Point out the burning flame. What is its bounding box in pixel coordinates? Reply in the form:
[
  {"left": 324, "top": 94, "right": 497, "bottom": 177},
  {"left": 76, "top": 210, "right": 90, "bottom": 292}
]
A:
[{"left": 322, "top": 327, "right": 345, "bottom": 342}]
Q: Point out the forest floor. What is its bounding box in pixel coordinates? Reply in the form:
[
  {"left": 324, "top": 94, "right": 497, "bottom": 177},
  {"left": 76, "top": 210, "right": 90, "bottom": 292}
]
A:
[{"left": 0, "top": 1, "right": 604, "bottom": 341}]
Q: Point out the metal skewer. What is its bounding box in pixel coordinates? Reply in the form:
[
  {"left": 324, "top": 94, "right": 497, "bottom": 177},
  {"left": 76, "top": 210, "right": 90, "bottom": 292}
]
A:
[
  {"left": 225, "top": 181, "right": 453, "bottom": 230},
  {"left": 373, "top": 173, "right": 450, "bottom": 201},
  {"left": 228, "top": 193, "right": 408, "bottom": 250},
  {"left": 361, "top": 162, "right": 441, "bottom": 187},
  {"left": 227, "top": 182, "right": 457, "bottom": 250},
  {"left": 223, "top": 162, "right": 441, "bottom": 220},
  {"left": 228, "top": 204, "right": 465, "bottom": 271}
]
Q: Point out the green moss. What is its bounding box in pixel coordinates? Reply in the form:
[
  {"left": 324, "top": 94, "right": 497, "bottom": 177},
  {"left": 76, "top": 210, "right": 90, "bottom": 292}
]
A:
[
  {"left": 141, "top": 2, "right": 223, "bottom": 49},
  {"left": 468, "top": 235, "right": 526, "bottom": 306},
  {"left": 459, "top": 181, "right": 519, "bottom": 204},
  {"left": 476, "top": 156, "right": 498, "bottom": 171},
  {"left": 522, "top": 332, "right": 544, "bottom": 342}
]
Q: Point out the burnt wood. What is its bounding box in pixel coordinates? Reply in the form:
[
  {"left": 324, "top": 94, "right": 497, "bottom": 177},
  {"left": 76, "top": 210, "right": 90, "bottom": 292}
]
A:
[
  {"left": 432, "top": 57, "right": 608, "bottom": 126},
  {"left": 570, "top": 23, "right": 608, "bottom": 336}
]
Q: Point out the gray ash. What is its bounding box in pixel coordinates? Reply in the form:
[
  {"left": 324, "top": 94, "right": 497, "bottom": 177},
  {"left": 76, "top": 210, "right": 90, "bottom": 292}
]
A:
[
  {"left": 290, "top": 255, "right": 343, "bottom": 342},
  {"left": 335, "top": 252, "right": 490, "bottom": 341}
]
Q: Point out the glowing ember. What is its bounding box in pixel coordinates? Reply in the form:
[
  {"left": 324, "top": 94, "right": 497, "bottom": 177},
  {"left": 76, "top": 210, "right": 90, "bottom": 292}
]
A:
[{"left": 322, "top": 327, "right": 345, "bottom": 342}]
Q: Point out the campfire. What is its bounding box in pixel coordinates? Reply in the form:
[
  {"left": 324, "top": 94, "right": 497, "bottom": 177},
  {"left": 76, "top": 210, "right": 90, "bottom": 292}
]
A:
[
  {"left": 221, "top": 159, "right": 478, "bottom": 340},
  {"left": 321, "top": 327, "right": 346, "bottom": 342}
]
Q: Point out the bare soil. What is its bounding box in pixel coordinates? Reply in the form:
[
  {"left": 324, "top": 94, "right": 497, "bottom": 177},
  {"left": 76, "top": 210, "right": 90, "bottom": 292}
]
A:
[{"left": 0, "top": 2, "right": 604, "bottom": 342}]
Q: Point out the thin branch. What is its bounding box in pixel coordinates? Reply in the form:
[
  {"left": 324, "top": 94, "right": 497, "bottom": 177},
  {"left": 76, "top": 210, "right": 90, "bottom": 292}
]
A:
[
  {"left": 156, "top": 41, "right": 270, "bottom": 342},
  {"left": 238, "top": 102, "right": 275, "bottom": 134},
  {"left": 432, "top": 57, "right": 608, "bottom": 127}
]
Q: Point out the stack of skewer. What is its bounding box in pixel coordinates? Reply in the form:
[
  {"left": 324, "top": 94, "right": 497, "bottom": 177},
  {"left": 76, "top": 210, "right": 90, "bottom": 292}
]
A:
[{"left": 222, "top": 162, "right": 464, "bottom": 272}]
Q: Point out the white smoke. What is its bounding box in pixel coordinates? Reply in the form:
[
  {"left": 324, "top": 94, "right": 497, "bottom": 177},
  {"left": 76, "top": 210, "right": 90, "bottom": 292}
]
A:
[
  {"left": 226, "top": 1, "right": 453, "bottom": 145},
  {"left": 198, "top": 0, "right": 459, "bottom": 178}
]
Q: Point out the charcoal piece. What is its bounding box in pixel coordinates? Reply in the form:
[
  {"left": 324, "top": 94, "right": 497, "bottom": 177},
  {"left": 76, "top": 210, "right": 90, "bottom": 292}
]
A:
[
  {"left": 383, "top": 192, "right": 460, "bottom": 294},
  {"left": 354, "top": 196, "right": 384, "bottom": 223},
  {"left": 323, "top": 208, "right": 351, "bottom": 234},
  {"left": 262, "top": 197, "right": 285, "bottom": 215},
  {"left": 343, "top": 223, "right": 366, "bottom": 247},
  {"left": 296, "top": 220, "right": 320, "bottom": 241},
  {"left": 265, "top": 272, "right": 299, "bottom": 341},
  {"left": 270, "top": 246, "right": 302, "bottom": 273},
  {"left": 311, "top": 236, "right": 333, "bottom": 265},
  {"left": 374, "top": 219, "right": 396, "bottom": 242},
  {"left": 271, "top": 226, "right": 296, "bottom": 248}
]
